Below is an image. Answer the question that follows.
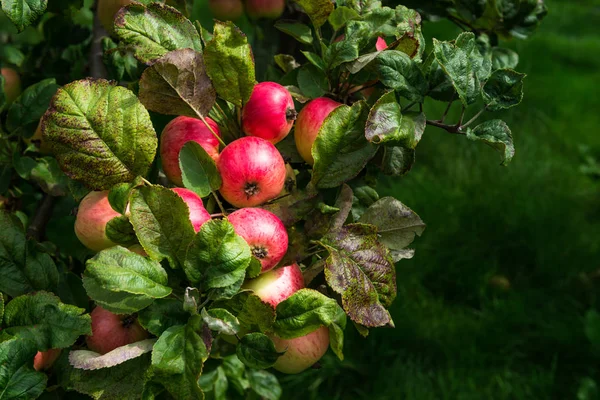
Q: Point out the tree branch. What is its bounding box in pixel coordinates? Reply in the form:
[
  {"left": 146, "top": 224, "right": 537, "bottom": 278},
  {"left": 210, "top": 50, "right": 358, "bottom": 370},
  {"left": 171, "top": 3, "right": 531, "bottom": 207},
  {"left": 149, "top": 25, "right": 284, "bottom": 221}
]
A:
[
  {"left": 26, "top": 194, "right": 56, "bottom": 241},
  {"left": 90, "top": 1, "right": 108, "bottom": 80},
  {"left": 426, "top": 120, "right": 464, "bottom": 135}
]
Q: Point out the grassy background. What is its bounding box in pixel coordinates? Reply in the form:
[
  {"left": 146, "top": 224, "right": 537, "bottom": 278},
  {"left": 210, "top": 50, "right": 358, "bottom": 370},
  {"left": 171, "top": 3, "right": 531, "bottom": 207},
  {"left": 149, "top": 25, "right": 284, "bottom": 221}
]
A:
[{"left": 281, "top": 1, "right": 600, "bottom": 398}]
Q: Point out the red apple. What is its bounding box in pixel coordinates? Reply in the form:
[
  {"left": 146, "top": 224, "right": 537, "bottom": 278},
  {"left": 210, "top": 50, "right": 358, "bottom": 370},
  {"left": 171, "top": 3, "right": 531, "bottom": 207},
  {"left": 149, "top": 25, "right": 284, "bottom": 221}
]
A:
[
  {"left": 271, "top": 326, "right": 329, "bottom": 374},
  {"left": 75, "top": 191, "right": 120, "bottom": 252},
  {"left": 98, "top": 0, "right": 133, "bottom": 35},
  {"left": 209, "top": 0, "right": 244, "bottom": 20},
  {"left": 376, "top": 37, "right": 388, "bottom": 51},
  {"left": 227, "top": 208, "right": 288, "bottom": 273},
  {"left": 242, "top": 82, "right": 296, "bottom": 144},
  {"left": 86, "top": 306, "right": 148, "bottom": 354},
  {"left": 245, "top": 0, "right": 285, "bottom": 19},
  {"left": 33, "top": 349, "right": 62, "bottom": 371},
  {"left": 242, "top": 263, "right": 303, "bottom": 307},
  {"left": 294, "top": 97, "right": 342, "bottom": 165},
  {"left": 171, "top": 187, "right": 211, "bottom": 232},
  {"left": 1, "top": 67, "right": 22, "bottom": 105},
  {"left": 217, "top": 136, "right": 286, "bottom": 207},
  {"left": 160, "top": 116, "right": 221, "bottom": 187}
]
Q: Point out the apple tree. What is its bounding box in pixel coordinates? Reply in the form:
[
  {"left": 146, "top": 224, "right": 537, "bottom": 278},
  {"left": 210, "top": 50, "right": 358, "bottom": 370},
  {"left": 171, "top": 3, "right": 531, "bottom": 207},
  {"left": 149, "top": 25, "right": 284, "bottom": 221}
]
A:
[{"left": 0, "top": 0, "right": 546, "bottom": 399}]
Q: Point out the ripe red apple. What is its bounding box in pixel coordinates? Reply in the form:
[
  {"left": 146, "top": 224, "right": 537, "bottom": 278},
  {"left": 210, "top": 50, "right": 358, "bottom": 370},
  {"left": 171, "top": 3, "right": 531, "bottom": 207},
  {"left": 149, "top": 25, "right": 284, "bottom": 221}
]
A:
[
  {"left": 294, "top": 97, "right": 342, "bottom": 165},
  {"left": 75, "top": 191, "right": 120, "bottom": 252},
  {"left": 86, "top": 306, "right": 148, "bottom": 354},
  {"left": 245, "top": 0, "right": 285, "bottom": 19},
  {"left": 242, "top": 82, "right": 296, "bottom": 144},
  {"left": 1, "top": 67, "right": 22, "bottom": 105},
  {"left": 270, "top": 326, "right": 329, "bottom": 374},
  {"left": 227, "top": 208, "right": 288, "bottom": 273},
  {"left": 171, "top": 187, "right": 211, "bottom": 232},
  {"left": 160, "top": 116, "right": 221, "bottom": 187},
  {"left": 376, "top": 37, "right": 388, "bottom": 51},
  {"left": 98, "top": 0, "right": 133, "bottom": 34},
  {"left": 33, "top": 349, "right": 62, "bottom": 371},
  {"left": 209, "top": 0, "right": 244, "bottom": 20},
  {"left": 242, "top": 263, "right": 303, "bottom": 307},
  {"left": 217, "top": 136, "right": 286, "bottom": 207}
]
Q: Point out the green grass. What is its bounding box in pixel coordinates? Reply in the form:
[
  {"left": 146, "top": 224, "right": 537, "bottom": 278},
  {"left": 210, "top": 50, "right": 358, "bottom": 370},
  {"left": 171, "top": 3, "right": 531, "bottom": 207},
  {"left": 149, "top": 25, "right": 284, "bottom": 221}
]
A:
[{"left": 282, "top": 1, "right": 600, "bottom": 398}]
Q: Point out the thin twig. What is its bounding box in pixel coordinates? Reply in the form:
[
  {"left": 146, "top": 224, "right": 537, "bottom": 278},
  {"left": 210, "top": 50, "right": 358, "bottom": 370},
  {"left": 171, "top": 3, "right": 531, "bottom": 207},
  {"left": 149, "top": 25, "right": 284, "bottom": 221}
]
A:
[
  {"left": 462, "top": 105, "right": 488, "bottom": 128},
  {"left": 426, "top": 120, "right": 464, "bottom": 134},
  {"left": 212, "top": 192, "right": 227, "bottom": 216},
  {"left": 89, "top": 1, "right": 108, "bottom": 80},
  {"left": 440, "top": 93, "right": 456, "bottom": 123},
  {"left": 26, "top": 194, "right": 56, "bottom": 241}
]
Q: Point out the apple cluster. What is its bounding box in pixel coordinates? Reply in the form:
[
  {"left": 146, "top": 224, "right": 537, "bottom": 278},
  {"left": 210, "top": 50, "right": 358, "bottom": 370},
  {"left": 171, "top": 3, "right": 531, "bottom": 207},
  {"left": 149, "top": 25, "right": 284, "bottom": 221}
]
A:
[{"left": 71, "top": 80, "right": 343, "bottom": 374}]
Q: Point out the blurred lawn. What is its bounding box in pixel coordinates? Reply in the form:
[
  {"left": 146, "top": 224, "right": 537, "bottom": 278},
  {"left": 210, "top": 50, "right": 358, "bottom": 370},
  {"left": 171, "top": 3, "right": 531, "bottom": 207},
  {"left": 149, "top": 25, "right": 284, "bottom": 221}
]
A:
[{"left": 282, "top": 1, "right": 600, "bottom": 399}]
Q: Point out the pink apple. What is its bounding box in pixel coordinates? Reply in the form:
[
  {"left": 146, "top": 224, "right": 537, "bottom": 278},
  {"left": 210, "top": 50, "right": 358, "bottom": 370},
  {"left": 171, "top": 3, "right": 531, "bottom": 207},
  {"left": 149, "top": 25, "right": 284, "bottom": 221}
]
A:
[
  {"left": 227, "top": 208, "right": 288, "bottom": 273},
  {"left": 86, "top": 306, "right": 148, "bottom": 354},
  {"left": 294, "top": 97, "right": 342, "bottom": 165},
  {"left": 376, "top": 37, "right": 388, "bottom": 51},
  {"left": 271, "top": 326, "right": 329, "bottom": 374},
  {"left": 245, "top": 0, "right": 285, "bottom": 19},
  {"left": 242, "top": 82, "right": 296, "bottom": 144},
  {"left": 171, "top": 187, "right": 211, "bottom": 232},
  {"left": 209, "top": 0, "right": 244, "bottom": 20},
  {"left": 160, "top": 116, "right": 221, "bottom": 186},
  {"left": 74, "top": 190, "right": 121, "bottom": 252},
  {"left": 242, "top": 263, "right": 303, "bottom": 308},
  {"left": 217, "top": 136, "right": 286, "bottom": 207},
  {"left": 33, "top": 349, "right": 62, "bottom": 371},
  {"left": 1, "top": 67, "right": 21, "bottom": 105}
]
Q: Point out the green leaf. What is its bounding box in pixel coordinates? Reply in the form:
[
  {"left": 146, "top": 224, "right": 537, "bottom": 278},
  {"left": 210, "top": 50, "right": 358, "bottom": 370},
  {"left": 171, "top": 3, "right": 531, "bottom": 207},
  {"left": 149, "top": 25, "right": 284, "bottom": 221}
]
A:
[
  {"left": 273, "top": 288, "right": 346, "bottom": 360},
  {"left": 312, "top": 101, "right": 377, "bottom": 189},
  {"left": 247, "top": 369, "right": 281, "bottom": 400},
  {"left": 0, "top": 45, "right": 25, "bottom": 67},
  {"left": 491, "top": 47, "right": 519, "bottom": 70},
  {"left": 68, "top": 339, "right": 156, "bottom": 370},
  {"left": 105, "top": 216, "right": 138, "bottom": 247},
  {"left": 138, "top": 298, "right": 189, "bottom": 336},
  {"left": 236, "top": 294, "right": 275, "bottom": 333},
  {"left": 0, "top": 76, "right": 6, "bottom": 111},
  {"left": 183, "top": 287, "right": 200, "bottom": 315},
  {"left": 358, "top": 196, "right": 425, "bottom": 258},
  {"left": 375, "top": 50, "right": 427, "bottom": 102},
  {"left": 274, "top": 21, "right": 313, "bottom": 45},
  {"left": 138, "top": 48, "right": 216, "bottom": 118},
  {"left": 179, "top": 141, "right": 222, "bottom": 199},
  {"left": 82, "top": 247, "right": 171, "bottom": 314},
  {"left": 297, "top": 64, "right": 328, "bottom": 99},
  {"left": 318, "top": 224, "right": 395, "bottom": 327},
  {"left": 483, "top": 68, "right": 525, "bottom": 111},
  {"left": 380, "top": 145, "right": 414, "bottom": 177},
  {"left": 12, "top": 155, "right": 69, "bottom": 196},
  {"left": 1, "top": 0, "right": 47, "bottom": 32},
  {"left": 221, "top": 355, "right": 249, "bottom": 394},
  {"left": 365, "top": 91, "right": 402, "bottom": 144},
  {"left": 129, "top": 185, "right": 196, "bottom": 268},
  {"left": 236, "top": 333, "right": 281, "bottom": 369},
  {"left": 108, "top": 178, "right": 144, "bottom": 215},
  {"left": 207, "top": 275, "right": 245, "bottom": 301},
  {"left": 3, "top": 291, "right": 91, "bottom": 350},
  {"left": 201, "top": 308, "right": 240, "bottom": 336},
  {"left": 466, "top": 119, "right": 515, "bottom": 166},
  {"left": 152, "top": 315, "right": 208, "bottom": 399},
  {"left": 0, "top": 295, "right": 3, "bottom": 322},
  {"left": 328, "top": 6, "right": 360, "bottom": 30},
  {"left": 293, "top": 0, "right": 334, "bottom": 27},
  {"left": 585, "top": 310, "right": 600, "bottom": 351},
  {"left": 6, "top": 78, "right": 59, "bottom": 138},
  {"left": 114, "top": 2, "right": 201, "bottom": 64},
  {"left": 0, "top": 211, "right": 59, "bottom": 297},
  {"left": 433, "top": 32, "right": 492, "bottom": 106},
  {"left": 183, "top": 219, "right": 251, "bottom": 288},
  {"left": 274, "top": 54, "right": 300, "bottom": 74},
  {"left": 204, "top": 21, "right": 256, "bottom": 108},
  {"left": 323, "top": 40, "right": 359, "bottom": 70},
  {"left": 301, "top": 51, "right": 326, "bottom": 72},
  {"left": 0, "top": 337, "right": 47, "bottom": 399},
  {"left": 42, "top": 79, "right": 157, "bottom": 191}
]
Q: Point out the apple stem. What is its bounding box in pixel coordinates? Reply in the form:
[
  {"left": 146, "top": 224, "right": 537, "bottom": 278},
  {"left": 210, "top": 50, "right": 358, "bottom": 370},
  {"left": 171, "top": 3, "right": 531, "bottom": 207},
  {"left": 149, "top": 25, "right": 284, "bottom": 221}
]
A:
[
  {"left": 196, "top": 113, "right": 226, "bottom": 148},
  {"left": 212, "top": 192, "right": 227, "bottom": 216}
]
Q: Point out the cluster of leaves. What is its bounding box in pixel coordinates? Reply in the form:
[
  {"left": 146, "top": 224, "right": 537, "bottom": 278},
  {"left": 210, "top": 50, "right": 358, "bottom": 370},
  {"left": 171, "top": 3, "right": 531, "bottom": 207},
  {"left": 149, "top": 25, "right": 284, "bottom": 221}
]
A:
[{"left": 0, "top": 0, "right": 545, "bottom": 398}]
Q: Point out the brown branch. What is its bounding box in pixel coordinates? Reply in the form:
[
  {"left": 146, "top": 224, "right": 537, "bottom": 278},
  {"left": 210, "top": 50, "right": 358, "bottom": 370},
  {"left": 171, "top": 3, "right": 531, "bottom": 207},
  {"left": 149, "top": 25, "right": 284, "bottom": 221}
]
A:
[
  {"left": 426, "top": 120, "right": 464, "bottom": 135},
  {"left": 26, "top": 194, "right": 56, "bottom": 241},
  {"left": 90, "top": 1, "right": 108, "bottom": 80}
]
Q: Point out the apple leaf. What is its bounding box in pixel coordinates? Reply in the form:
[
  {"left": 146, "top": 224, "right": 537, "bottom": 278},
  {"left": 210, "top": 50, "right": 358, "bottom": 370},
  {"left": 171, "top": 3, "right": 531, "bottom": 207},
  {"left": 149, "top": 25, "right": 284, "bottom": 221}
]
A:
[
  {"left": 236, "top": 333, "right": 281, "bottom": 369},
  {"left": 0, "top": 210, "right": 59, "bottom": 297},
  {"left": 0, "top": 337, "right": 47, "bottom": 399},
  {"left": 261, "top": 186, "right": 321, "bottom": 227},
  {"left": 1, "top": 0, "right": 47, "bottom": 32},
  {"left": 179, "top": 141, "right": 222, "bottom": 199},
  {"left": 358, "top": 196, "right": 425, "bottom": 253},
  {"left": 312, "top": 101, "right": 378, "bottom": 189},
  {"left": 365, "top": 94, "right": 426, "bottom": 148},
  {"left": 105, "top": 216, "right": 139, "bottom": 248},
  {"left": 204, "top": 21, "right": 256, "bottom": 108},
  {"left": 466, "top": 119, "right": 515, "bottom": 166},
  {"left": 201, "top": 308, "right": 240, "bottom": 336},
  {"left": 6, "top": 78, "right": 59, "bottom": 138},
  {"left": 2, "top": 291, "right": 91, "bottom": 350},
  {"left": 0, "top": 295, "right": 3, "bottom": 322},
  {"left": 375, "top": 50, "right": 428, "bottom": 102},
  {"left": 42, "top": 79, "right": 157, "bottom": 190},
  {"left": 293, "top": 0, "right": 334, "bottom": 28},
  {"left": 318, "top": 224, "right": 396, "bottom": 327},
  {"left": 151, "top": 315, "right": 208, "bottom": 399},
  {"left": 273, "top": 288, "right": 347, "bottom": 360},
  {"left": 274, "top": 21, "right": 313, "bottom": 45},
  {"left": 114, "top": 2, "right": 201, "bottom": 64},
  {"left": 138, "top": 298, "right": 189, "bottom": 337},
  {"left": 129, "top": 185, "right": 196, "bottom": 269},
  {"left": 247, "top": 369, "right": 282, "bottom": 400},
  {"left": 138, "top": 49, "right": 216, "bottom": 119},
  {"left": 108, "top": 177, "right": 144, "bottom": 215},
  {"left": 483, "top": 68, "right": 526, "bottom": 111},
  {"left": 68, "top": 339, "right": 156, "bottom": 370},
  {"left": 183, "top": 219, "right": 252, "bottom": 289},
  {"left": 82, "top": 247, "right": 172, "bottom": 314},
  {"left": 212, "top": 292, "right": 275, "bottom": 333}
]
